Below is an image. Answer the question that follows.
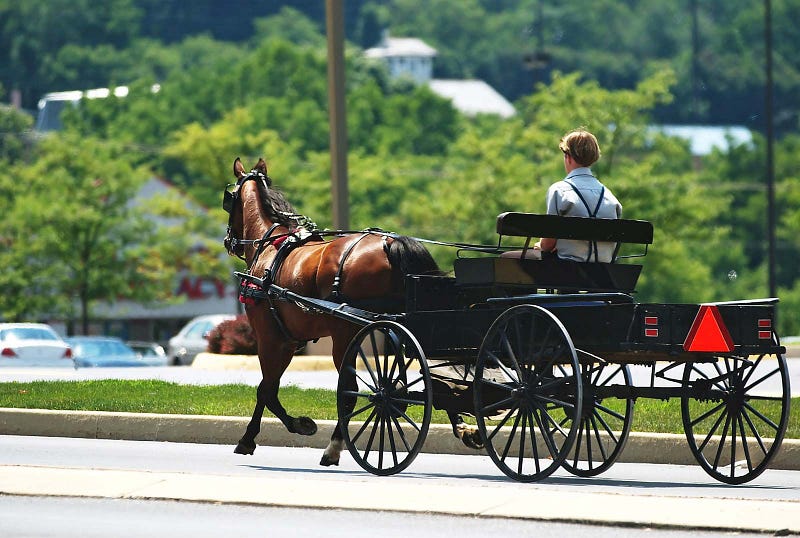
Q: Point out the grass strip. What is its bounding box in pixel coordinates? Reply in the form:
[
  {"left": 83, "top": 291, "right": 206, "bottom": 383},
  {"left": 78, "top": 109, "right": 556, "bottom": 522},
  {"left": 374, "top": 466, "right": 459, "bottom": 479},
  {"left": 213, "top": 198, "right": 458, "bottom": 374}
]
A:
[{"left": 0, "top": 380, "right": 797, "bottom": 438}]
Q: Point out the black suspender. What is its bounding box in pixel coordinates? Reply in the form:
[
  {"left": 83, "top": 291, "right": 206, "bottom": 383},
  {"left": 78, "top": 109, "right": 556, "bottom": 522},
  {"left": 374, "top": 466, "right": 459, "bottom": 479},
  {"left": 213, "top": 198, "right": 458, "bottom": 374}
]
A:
[{"left": 565, "top": 180, "right": 605, "bottom": 262}]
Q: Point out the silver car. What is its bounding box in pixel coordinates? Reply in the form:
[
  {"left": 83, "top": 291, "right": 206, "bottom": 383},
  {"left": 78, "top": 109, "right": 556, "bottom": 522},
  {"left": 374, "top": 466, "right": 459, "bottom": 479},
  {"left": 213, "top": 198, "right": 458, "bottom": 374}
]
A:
[
  {"left": 167, "top": 314, "right": 235, "bottom": 366},
  {"left": 0, "top": 323, "right": 72, "bottom": 366}
]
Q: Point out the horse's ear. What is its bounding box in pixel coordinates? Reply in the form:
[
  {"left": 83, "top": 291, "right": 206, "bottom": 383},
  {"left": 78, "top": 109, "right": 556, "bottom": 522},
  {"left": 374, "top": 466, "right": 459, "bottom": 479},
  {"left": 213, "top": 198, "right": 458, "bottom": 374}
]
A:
[
  {"left": 233, "top": 157, "right": 246, "bottom": 178},
  {"left": 255, "top": 158, "right": 267, "bottom": 175},
  {"left": 254, "top": 158, "right": 270, "bottom": 185}
]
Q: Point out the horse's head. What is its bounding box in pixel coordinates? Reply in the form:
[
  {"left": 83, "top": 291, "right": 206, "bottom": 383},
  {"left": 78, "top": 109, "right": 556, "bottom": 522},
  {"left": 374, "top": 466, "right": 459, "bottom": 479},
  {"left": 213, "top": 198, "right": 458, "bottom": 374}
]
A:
[{"left": 223, "top": 157, "right": 271, "bottom": 258}]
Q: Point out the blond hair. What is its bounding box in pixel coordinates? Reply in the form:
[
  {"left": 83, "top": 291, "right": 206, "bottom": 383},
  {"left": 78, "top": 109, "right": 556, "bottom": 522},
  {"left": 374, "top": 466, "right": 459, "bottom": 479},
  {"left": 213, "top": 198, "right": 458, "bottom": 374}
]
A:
[{"left": 559, "top": 129, "right": 601, "bottom": 167}]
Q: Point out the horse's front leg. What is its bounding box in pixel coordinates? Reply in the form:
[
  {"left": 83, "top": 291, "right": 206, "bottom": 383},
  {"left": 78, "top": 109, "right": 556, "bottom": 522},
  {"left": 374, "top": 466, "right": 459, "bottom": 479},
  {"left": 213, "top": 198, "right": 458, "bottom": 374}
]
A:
[{"left": 234, "top": 378, "right": 269, "bottom": 455}]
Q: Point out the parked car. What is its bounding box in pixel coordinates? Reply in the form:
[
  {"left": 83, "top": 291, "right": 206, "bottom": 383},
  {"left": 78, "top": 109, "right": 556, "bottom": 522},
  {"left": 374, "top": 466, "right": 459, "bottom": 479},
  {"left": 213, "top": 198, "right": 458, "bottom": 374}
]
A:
[
  {"left": 0, "top": 323, "right": 72, "bottom": 366},
  {"left": 67, "top": 336, "right": 169, "bottom": 368},
  {"left": 167, "top": 314, "right": 235, "bottom": 366},
  {"left": 127, "top": 340, "right": 167, "bottom": 360}
]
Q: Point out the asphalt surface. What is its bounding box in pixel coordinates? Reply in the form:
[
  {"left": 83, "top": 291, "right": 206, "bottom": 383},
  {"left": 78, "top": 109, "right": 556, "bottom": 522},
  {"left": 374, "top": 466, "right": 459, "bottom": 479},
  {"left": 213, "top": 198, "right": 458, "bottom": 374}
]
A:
[{"left": 1, "top": 436, "right": 799, "bottom": 535}]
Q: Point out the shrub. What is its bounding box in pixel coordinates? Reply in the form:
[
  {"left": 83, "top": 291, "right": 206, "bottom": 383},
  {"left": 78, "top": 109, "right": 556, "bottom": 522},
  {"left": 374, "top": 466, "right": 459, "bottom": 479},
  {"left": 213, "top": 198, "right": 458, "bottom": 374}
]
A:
[{"left": 206, "top": 314, "right": 258, "bottom": 355}]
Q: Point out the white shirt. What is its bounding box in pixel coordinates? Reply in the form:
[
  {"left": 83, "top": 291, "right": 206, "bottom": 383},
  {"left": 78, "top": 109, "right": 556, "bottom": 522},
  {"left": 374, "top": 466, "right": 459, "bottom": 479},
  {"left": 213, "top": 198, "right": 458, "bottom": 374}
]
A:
[{"left": 545, "top": 168, "right": 622, "bottom": 262}]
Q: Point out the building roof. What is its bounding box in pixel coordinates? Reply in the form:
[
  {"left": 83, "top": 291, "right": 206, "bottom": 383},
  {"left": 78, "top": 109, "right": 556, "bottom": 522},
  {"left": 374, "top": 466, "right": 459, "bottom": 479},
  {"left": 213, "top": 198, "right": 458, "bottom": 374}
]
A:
[
  {"left": 428, "top": 79, "right": 516, "bottom": 118},
  {"left": 656, "top": 124, "right": 753, "bottom": 156},
  {"left": 364, "top": 36, "right": 438, "bottom": 59}
]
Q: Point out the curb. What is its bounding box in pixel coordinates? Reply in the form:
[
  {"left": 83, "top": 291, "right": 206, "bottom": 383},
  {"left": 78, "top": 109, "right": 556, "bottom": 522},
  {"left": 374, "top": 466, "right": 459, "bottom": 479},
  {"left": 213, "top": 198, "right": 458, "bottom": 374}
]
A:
[
  {"left": 1, "top": 408, "right": 797, "bottom": 470},
  {"left": 192, "top": 353, "right": 333, "bottom": 372}
]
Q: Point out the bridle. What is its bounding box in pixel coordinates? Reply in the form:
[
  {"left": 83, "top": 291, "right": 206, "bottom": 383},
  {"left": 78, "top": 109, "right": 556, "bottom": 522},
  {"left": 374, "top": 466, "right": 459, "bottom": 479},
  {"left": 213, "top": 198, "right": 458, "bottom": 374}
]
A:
[
  {"left": 222, "top": 169, "right": 275, "bottom": 261},
  {"left": 222, "top": 169, "right": 318, "bottom": 263}
]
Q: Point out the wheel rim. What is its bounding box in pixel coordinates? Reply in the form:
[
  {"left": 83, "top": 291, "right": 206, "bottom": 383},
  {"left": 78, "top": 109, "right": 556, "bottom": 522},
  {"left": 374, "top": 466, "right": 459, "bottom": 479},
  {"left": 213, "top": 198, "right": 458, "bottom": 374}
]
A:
[
  {"left": 681, "top": 353, "right": 790, "bottom": 484},
  {"left": 474, "top": 304, "right": 582, "bottom": 482},
  {"left": 337, "top": 321, "right": 431, "bottom": 476},
  {"left": 560, "top": 357, "right": 633, "bottom": 477}
]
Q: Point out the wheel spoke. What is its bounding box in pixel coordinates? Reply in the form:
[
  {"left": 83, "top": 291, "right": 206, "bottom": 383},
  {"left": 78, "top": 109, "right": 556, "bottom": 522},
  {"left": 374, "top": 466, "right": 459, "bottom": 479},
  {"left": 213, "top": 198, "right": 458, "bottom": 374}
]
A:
[
  {"left": 500, "top": 410, "right": 523, "bottom": 463},
  {"left": 690, "top": 401, "right": 726, "bottom": 429},
  {"left": 741, "top": 407, "right": 769, "bottom": 455},
  {"left": 698, "top": 405, "right": 728, "bottom": 452},
  {"left": 592, "top": 409, "right": 620, "bottom": 444},
  {"left": 738, "top": 413, "right": 753, "bottom": 474},
  {"left": 487, "top": 402, "right": 520, "bottom": 443},
  {"left": 711, "top": 412, "right": 733, "bottom": 471},
  {"left": 742, "top": 401, "right": 780, "bottom": 432}
]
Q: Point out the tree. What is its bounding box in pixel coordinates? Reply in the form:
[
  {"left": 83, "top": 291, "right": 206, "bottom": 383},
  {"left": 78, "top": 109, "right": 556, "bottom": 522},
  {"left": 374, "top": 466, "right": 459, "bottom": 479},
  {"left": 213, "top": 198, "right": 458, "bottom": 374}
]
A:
[
  {"left": 0, "top": 132, "right": 222, "bottom": 332},
  {"left": 0, "top": 103, "right": 33, "bottom": 162}
]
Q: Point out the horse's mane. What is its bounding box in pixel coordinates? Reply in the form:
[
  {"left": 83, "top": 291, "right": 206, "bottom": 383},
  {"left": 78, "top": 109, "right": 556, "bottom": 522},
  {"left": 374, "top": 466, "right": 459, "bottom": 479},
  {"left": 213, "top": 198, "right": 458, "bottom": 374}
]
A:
[{"left": 257, "top": 180, "right": 297, "bottom": 227}]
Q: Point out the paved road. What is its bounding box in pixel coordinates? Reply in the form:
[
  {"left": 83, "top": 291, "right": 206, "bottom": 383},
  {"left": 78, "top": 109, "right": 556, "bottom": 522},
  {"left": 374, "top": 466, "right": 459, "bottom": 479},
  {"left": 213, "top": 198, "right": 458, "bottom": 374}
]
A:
[{"left": 1, "top": 435, "right": 798, "bottom": 534}]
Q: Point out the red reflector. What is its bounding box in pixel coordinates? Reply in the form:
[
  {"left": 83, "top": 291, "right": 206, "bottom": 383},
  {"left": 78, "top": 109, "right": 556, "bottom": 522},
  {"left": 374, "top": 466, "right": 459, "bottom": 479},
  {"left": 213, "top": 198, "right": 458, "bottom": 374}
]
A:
[
  {"left": 645, "top": 328, "right": 659, "bottom": 337},
  {"left": 758, "top": 330, "right": 772, "bottom": 340},
  {"left": 683, "top": 305, "right": 735, "bottom": 353},
  {"left": 758, "top": 319, "right": 771, "bottom": 328},
  {"left": 644, "top": 316, "right": 658, "bottom": 326}
]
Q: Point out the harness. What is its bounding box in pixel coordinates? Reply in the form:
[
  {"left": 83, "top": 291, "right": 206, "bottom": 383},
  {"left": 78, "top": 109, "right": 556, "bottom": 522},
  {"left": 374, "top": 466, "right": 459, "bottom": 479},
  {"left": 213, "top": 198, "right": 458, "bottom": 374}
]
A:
[{"left": 565, "top": 179, "right": 605, "bottom": 262}]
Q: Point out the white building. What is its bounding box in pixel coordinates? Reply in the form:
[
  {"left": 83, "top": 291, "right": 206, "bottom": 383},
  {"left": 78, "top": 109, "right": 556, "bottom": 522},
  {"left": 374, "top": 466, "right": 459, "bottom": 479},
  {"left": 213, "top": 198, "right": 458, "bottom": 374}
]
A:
[{"left": 364, "top": 32, "right": 515, "bottom": 118}]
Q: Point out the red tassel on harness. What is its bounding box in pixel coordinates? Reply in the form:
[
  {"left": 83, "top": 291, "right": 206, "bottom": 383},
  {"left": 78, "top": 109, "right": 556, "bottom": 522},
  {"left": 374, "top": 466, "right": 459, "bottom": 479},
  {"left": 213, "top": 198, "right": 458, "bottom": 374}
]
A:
[{"left": 239, "top": 281, "right": 261, "bottom": 306}]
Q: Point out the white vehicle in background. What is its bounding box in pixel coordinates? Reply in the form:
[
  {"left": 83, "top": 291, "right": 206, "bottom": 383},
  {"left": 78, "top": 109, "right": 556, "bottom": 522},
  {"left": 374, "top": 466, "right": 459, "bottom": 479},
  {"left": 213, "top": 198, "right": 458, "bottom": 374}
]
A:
[
  {"left": 167, "top": 314, "right": 235, "bottom": 366},
  {"left": 0, "top": 323, "right": 72, "bottom": 366}
]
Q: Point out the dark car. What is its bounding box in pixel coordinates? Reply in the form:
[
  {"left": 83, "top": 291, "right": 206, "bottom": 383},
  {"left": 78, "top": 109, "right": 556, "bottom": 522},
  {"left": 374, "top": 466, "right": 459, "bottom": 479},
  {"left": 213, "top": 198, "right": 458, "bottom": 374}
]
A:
[{"left": 67, "top": 336, "right": 168, "bottom": 368}]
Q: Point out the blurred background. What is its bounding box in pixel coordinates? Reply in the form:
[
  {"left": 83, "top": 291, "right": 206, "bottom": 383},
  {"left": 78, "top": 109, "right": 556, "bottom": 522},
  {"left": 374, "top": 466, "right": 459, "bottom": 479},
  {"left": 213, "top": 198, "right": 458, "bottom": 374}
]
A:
[{"left": 1, "top": 0, "right": 799, "bottom": 345}]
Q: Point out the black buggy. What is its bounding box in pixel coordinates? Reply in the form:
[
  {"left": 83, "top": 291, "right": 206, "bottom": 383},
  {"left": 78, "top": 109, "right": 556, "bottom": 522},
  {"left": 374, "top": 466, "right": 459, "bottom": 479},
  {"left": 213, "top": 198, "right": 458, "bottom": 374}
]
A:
[{"left": 250, "top": 213, "right": 791, "bottom": 484}]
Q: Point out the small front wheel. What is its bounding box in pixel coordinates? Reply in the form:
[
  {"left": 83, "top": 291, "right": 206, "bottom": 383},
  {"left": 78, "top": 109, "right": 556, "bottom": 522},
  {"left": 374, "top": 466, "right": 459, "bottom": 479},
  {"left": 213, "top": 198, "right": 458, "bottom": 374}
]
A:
[{"left": 337, "top": 321, "right": 432, "bottom": 476}]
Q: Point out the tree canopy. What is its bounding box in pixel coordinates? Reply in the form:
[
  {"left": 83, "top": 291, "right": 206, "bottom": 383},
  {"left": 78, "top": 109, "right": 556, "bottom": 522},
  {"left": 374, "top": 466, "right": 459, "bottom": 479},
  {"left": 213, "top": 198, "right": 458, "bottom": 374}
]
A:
[{"left": 2, "top": 2, "right": 799, "bottom": 335}]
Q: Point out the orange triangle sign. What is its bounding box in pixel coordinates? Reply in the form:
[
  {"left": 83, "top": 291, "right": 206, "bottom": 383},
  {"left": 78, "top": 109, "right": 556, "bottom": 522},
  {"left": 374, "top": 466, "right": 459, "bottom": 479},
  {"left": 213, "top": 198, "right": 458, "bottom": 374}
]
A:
[{"left": 683, "top": 305, "right": 735, "bottom": 352}]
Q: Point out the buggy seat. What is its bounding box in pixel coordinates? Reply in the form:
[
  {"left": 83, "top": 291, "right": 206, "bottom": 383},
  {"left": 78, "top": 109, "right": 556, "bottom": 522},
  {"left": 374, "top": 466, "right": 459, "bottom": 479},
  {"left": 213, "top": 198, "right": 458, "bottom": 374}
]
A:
[{"left": 453, "top": 212, "right": 654, "bottom": 293}]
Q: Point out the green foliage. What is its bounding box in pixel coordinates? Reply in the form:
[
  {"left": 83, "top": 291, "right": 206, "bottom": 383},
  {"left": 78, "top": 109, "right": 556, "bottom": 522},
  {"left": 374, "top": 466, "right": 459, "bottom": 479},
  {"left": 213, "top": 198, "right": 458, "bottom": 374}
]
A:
[
  {"left": 0, "top": 104, "right": 33, "bottom": 162},
  {"left": 0, "top": 132, "right": 220, "bottom": 331}
]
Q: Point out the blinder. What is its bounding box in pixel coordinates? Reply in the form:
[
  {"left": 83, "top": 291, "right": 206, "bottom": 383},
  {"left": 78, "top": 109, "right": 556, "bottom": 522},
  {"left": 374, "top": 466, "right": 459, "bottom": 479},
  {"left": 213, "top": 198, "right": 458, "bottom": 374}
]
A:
[{"left": 222, "top": 170, "right": 269, "bottom": 258}]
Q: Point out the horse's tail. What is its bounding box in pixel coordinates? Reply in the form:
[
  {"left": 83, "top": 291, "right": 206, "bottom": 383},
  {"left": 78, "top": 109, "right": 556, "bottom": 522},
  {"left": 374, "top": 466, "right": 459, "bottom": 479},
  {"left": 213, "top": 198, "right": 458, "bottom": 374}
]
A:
[{"left": 385, "top": 235, "right": 441, "bottom": 285}]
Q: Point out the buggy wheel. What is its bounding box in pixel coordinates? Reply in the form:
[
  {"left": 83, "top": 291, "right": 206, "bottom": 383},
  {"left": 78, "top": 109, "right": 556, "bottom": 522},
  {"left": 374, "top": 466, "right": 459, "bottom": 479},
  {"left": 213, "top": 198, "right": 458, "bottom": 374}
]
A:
[
  {"left": 474, "top": 304, "right": 582, "bottom": 482},
  {"left": 337, "top": 321, "right": 432, "bottom": 476},
  {"left": 681, "top": 353, "right": 790, "bottom": 484},
  {"left": 560, "top": 357, "right": 633, "bottom": 477}
]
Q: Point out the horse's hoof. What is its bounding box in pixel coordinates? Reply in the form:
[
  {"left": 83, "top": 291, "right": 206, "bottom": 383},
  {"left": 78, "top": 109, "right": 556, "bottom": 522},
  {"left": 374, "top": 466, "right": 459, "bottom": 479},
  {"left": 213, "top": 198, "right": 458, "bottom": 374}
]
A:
[
  {"left": 319, "top": 454, "right": 340, "bottom": 467},
  {"left": 462, "top": 431, "right": 484, "bottom": 450},
  {"left": 293, "top": 416, "right": 318, "bottom": 436},
  {"left": 234, "top": 440, "right": 256, "bottom": 455}
]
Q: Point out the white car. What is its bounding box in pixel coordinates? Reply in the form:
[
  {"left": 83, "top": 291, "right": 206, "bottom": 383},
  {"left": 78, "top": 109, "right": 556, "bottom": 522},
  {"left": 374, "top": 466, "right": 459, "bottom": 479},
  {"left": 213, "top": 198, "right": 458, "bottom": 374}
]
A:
[
  {"left": 0, "top": 323, "right": 72, "bottom": 366},
  {"left": 167, "top": 314, "right": 235, "bottom": 366}
]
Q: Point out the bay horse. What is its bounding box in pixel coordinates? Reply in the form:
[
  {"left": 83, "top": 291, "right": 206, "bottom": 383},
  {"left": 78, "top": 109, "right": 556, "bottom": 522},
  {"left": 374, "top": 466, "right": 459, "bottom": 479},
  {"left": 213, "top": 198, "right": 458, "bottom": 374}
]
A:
[{"left": 224, "top": 158, "right": 480, "bottom": 466}]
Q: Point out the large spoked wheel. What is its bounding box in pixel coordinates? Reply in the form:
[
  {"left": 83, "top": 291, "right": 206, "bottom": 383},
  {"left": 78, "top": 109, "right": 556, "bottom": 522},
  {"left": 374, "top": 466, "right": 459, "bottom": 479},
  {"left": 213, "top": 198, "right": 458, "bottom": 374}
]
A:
[
  {"left": 337, "top": 321, "right": 432, "bottom": 476},
  {"left": 560, "top": 357, "right": 634, "bottom": 477},
  {"left": 474, "top": 304, "right": 583, "bottom": 482},
  {"left": 681, "top": 353, "right": 791, "bottom": 484}
]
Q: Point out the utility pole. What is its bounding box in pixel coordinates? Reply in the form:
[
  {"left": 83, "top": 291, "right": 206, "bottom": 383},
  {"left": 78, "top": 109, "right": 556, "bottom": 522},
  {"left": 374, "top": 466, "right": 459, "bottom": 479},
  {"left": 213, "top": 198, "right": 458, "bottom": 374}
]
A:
[
  {"left": 765, "top": 0, "right": 776, "bottom": 298},
  {"left": 326, "top": 0, "right": 349, "bottom": 230}
]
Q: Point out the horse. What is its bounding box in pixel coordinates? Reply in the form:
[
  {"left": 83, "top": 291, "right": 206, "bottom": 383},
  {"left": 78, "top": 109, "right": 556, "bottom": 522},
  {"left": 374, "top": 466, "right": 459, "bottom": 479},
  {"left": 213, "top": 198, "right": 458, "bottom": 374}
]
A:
[{"left": 224, "top": 158, "right": 482, "bottom": 466}]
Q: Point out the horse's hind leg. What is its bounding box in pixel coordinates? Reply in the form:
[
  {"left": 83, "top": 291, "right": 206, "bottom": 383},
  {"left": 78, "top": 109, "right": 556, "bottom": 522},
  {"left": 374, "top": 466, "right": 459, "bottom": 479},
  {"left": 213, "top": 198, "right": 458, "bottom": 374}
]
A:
[
  {"left": 320, "top": 330, "right": 358, "bottom": 467},
  {"left": 448, "top": 410, "right": 484, "bottom": 450}
]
